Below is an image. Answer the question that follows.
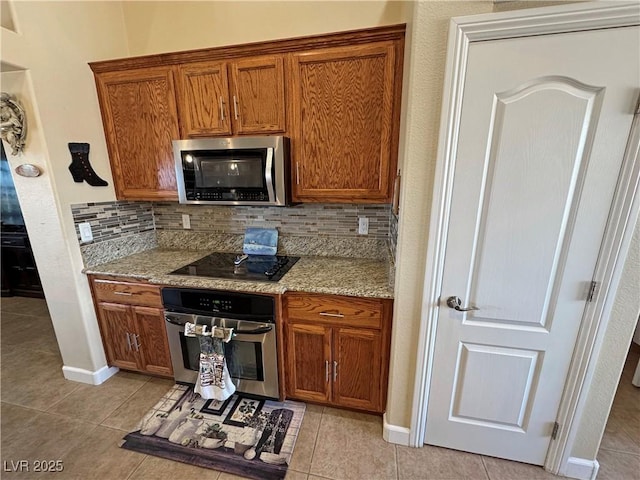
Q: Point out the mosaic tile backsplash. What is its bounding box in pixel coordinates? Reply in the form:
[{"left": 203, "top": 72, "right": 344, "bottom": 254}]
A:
[
  {"left": 389, "top": 210, "right": 399, "bottom": 259},
  {"left": 152, "top": 203, "right": 390, "bottom": 238},
  {"left": 71, "top": 201, "right": 154, "bottom": 244},
  {"left": 71, "top": 201, "right": 399, "bottom": 266}
]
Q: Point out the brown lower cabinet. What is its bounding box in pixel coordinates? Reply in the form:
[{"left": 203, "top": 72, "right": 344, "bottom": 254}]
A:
[
  {"left": 284, "top": 292, "right": 392, "bottom": 413},
  {"left": 89, "top": 276, "right": 173, "bottom": 378}
]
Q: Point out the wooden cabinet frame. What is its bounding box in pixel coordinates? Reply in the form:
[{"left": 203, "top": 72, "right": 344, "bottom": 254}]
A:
[
  {"left": 176, "top": 61, "right": 233, "bottom": 137},
  {"left": 93, "top": 67, "right": 180, "bottom": 201},
  {"left": 230, "top": 55, "right": 286, "bottom": 135},
  {"left": 289, "top": 42, "right": 401, "bottom": 203},
  {"left": 175, "top": 56, "right": 286, "bottom": 137},
  {"left": 284, "top": 292, "right": 392, "bottom": 413},
  {"left": 89, "top": 275, "right": 173, "bottom": 378}
]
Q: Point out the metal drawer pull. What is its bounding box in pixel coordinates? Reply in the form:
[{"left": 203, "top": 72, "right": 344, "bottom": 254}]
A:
[
  {"left": 219, "top": 96, "right": 225, "bottom": 121},
  {"left": 446, "top": 296, "right": 479, "bottom": 312},
  {"left": 114, "top": 291, "right": 133, "bottom": 296},
  {"left": 325, "top": 360, "right": 329, "bottom": 382},
  {"left": 125, "top": 332, "right": 132, "bottom": 350},
  {"left": 133, "top": 334, "right": 141, "bottom": 352},
  {"left": 233, "top": 95, "right": 239, "bottom": 120},
  {"left": 333, "top": 361, "right": 338, "bottom": 381},
  {"left": 319, "top": 312, "right": 344, "bottom": 318},
  {"left": 296, "top": 163, "right": 300, "bottom": 185}
]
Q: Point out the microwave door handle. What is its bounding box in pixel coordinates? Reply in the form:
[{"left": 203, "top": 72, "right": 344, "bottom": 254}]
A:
[{"left": 264, "top": 148, "right": 275, "bottom": 203}]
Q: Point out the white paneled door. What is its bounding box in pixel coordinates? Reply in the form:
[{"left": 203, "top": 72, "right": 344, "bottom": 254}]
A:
[{"left": 425, "top": 26, "right": 639, "bottom": 465}]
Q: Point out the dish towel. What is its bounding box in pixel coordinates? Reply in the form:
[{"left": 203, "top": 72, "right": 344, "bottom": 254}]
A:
[{"left": 185, "top": 323, "right": 236, "bottom": 401}]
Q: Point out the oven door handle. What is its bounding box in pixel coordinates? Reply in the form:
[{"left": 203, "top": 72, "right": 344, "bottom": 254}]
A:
[
  {"left": 235, "top": 325, "right": 273, "bottom": 335},
  {"left": 165, "top": 314, "right": 193, "bottom": 326}
]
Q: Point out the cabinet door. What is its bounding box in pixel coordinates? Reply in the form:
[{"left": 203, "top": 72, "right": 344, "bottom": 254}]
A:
[
  {"left": 97, "top": 302, "right": 139, "bottom": 371},
  {"left": 291, "top": 42, "right": 396, "bottom": 203},
  {"left": 132, "top": 306, "right": 173, "bottom": 377},
  {"left": 333, "top": 327, "right": 383, "bottom": 412},
  {"left": 230, "top": 56, "right": 286, "bottom": 134},
  {"left": 1, "top": 246, "right": 42, "bottom": 294},
  {"left": 96, "top": 66, "right": 180, "bottom": 200},
  {"left": 176, "top": 62, "right": 232, "bottom": 137},
  {"left": 286, "top": 322, "right": 332, "bottom": 403}
]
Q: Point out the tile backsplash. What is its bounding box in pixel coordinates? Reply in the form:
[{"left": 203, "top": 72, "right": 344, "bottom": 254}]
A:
[
  {"left": 71, "top": 201, "right": 399, "bottom": 265},
  {"left": 152, "top": 203, "right": 390, "bottom": 238},
  {"left": 389, "top": 209, "right": 399, "bottom": 259},
  {"left": 71, "top": 201, "right": 154, "bottom": 243}
]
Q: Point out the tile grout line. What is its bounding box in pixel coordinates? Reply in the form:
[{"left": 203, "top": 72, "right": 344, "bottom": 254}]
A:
[
  {"left": 93, "top": 377, "right": 155, "bottom": 426},
  {"left": 307, "top": 407, "right": 325, "bottom": 477},
  {"left": 122, "top": 452, "right": 148, "bottom": 480},
  {"left": 598, "top": 446, "right": 640, "bottom": 457},
  {"left": 394, "top": 444, "right": 399, "bottom": 480},
  {"left": 41, "top": 382, "right": 86, "bottom": 413},
  {"left": 33, "top": 407, "right": 104, "bottom": 426},
  {"left": 480, "top": 455, "right": 492, "bottom": 480},
  {"left": 1, "top": 400, "right": 52, "bottom": 415}
]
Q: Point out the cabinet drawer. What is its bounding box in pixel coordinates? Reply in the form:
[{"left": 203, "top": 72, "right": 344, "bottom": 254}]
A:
[
  {"left": 92, "top": 280, "right": 162, "bottom": 307},
  {"left": 286, "top": 293, "right": 383, "bottom": 329}
]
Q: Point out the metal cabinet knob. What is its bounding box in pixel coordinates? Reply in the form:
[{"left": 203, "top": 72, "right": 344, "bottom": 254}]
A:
[{"left": 446, "top": 296, "right": 479, "bottom": 312}]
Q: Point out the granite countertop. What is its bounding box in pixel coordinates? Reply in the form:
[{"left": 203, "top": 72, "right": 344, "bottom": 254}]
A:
[{"left": 83, "top": 248, "right": 394, "bottom": 299}]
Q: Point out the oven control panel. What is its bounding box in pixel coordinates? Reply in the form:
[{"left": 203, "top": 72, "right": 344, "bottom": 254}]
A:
[
  {"left": 196, "top": 297, "right": 233, "bottom": 312},
  {"left": 162, "top": 287, "right": 275, "bottom": 321}
]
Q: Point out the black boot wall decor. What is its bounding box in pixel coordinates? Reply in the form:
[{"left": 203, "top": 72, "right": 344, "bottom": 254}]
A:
[{"left": 68, "top": 142, "right": 108, "bottom": 187}]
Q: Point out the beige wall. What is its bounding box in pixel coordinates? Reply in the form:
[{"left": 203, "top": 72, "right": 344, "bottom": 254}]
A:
[
  {"left": 386, "top": 0, "right": 494, "bottom": 428},
  {"left": 1, "top": 0, "right": 16, "bottom": 32},
  {"left": 1, "top": 1, "right": 128, "bottom": 374},
  {"left": 122, "top": 0, "right": 407, "bottom": 56}
]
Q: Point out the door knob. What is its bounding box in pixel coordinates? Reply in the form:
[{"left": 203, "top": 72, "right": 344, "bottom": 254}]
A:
[{"left": 446, "top": 296, "right": 479, "bottom": 312}]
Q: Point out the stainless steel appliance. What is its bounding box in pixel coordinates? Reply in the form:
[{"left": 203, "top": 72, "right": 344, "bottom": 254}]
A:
[
  {"left": 173, "top": 136, "right": 290, "bottom": 206},
  {"left": 169, "top": 252, "right": 299, "bottom": 282},
  {"left": 162, "top": 288, "right": 279, "bottom": 399}
]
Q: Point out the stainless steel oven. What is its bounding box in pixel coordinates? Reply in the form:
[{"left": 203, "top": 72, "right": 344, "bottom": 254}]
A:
[{"left": 162, "top": 288, "right": 279, "bottom": 399}]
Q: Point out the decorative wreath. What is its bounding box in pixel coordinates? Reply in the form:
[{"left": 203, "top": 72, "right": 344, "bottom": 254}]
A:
[{"left": 0, "top": 92, "right": 27, "bottom": 155}]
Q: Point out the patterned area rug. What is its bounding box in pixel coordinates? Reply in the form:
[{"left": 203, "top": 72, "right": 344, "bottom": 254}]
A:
[{"left": 120, "top": 384, "right": 306, "bottom": 480}]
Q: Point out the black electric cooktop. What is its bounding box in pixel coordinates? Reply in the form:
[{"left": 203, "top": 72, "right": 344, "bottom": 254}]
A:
[{"left": 169, "top": 252, "right": 299, "bottom": 282}]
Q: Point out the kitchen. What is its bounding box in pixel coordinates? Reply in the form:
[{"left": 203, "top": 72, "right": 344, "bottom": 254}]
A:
[{"left": 1, "top": 1, "right": 639, "bottom": 480}]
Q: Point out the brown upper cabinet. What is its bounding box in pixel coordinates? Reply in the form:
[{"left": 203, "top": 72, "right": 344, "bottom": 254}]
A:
[
  {"left": 90, "top": 25, "right": 404, "bottom": 203},
  {"left": 176, "top": 55, "right": 286, "bottom": 137},
  {"left": 94, "top": 66, "right": 180, "bottom": 201},
  {"left": 290, "top": 42, "right": 399, "bottom": 203}
]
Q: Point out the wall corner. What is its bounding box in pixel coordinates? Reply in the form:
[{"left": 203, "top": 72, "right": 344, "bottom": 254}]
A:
[{"left": 383, "top": 412, "right": 411, "bottom": 446}]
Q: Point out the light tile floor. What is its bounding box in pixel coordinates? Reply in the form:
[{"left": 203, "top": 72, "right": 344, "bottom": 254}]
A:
[{"left": 1, "top": 297, "right": 638, "bottom": 479}]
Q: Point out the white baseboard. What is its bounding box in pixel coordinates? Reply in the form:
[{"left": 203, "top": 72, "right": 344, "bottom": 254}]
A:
[
  {"left": 62, "top": 365, "right": 119, "bottom": 385},
  {"left": 562, "top": 457, "right": 600, "bottom": 480},
  {"left": 383, "top": 412, "right": 411, "bottom": 446}
]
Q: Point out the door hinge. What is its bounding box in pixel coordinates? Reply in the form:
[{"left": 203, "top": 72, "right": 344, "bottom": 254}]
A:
[
  {"left": 587, "top": 281, "right": 598, "bottom": 302},
  {"left": 552, "top": 422, "right": 560, "bottom": 440}
]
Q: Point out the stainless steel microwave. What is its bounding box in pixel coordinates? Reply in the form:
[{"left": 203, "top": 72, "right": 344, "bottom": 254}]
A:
[{"left": 173, "top": 136, "right": 290, "bottom": 206}]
